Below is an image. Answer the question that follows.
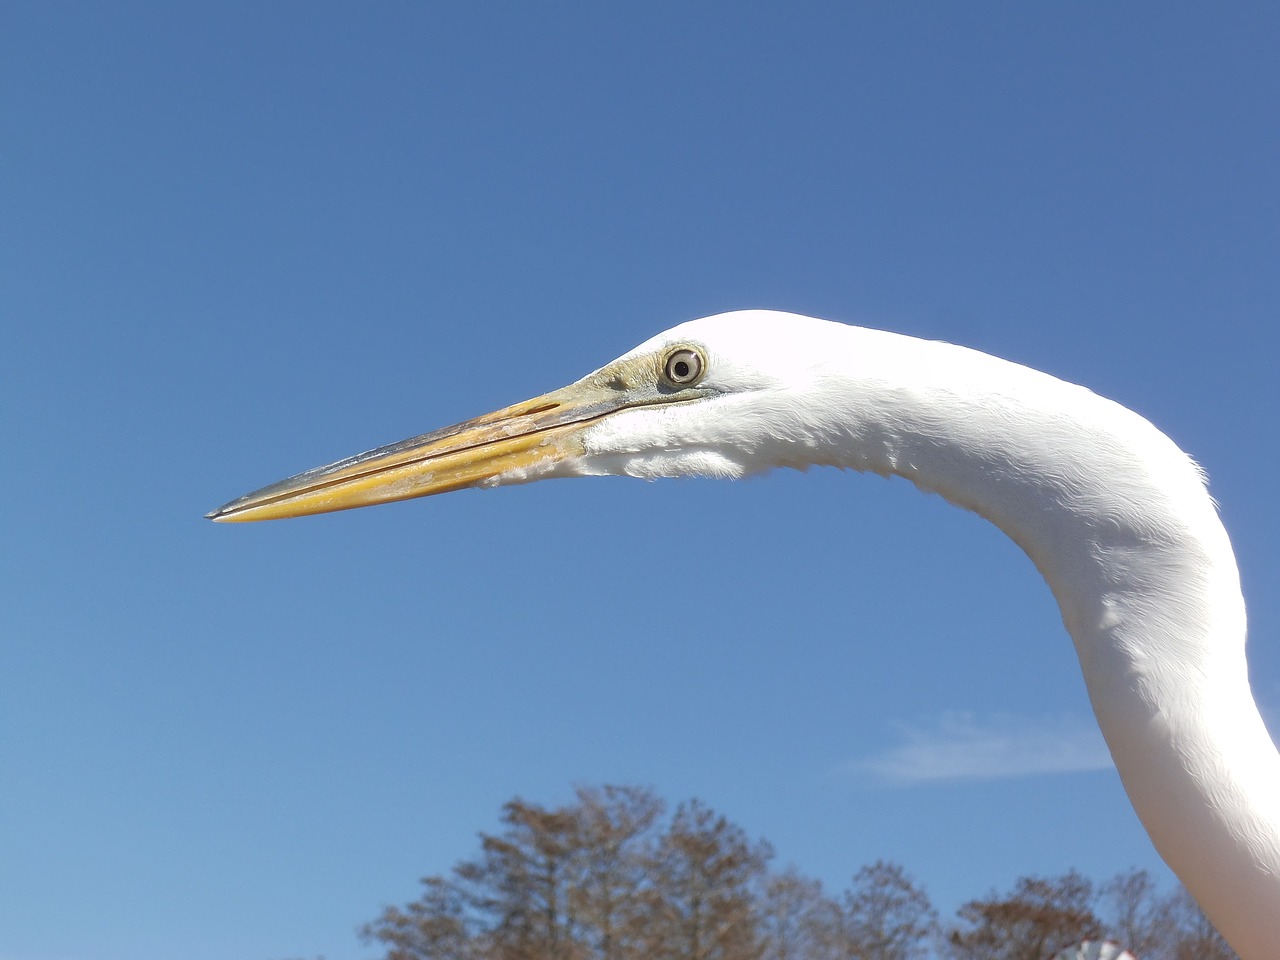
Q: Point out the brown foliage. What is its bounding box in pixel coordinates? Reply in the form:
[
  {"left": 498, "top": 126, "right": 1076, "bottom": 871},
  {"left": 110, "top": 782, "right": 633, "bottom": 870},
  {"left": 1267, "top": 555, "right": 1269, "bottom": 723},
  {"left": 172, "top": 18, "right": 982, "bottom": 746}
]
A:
[
  {"left": 946, "top": 871, "right": 1102, "bottom": 960},
  {"left": 839, "top": 861, "right": 938, "bottom": 960},
  {"left": 360, "top": 784, "right": 1236, "bottom": 960}
]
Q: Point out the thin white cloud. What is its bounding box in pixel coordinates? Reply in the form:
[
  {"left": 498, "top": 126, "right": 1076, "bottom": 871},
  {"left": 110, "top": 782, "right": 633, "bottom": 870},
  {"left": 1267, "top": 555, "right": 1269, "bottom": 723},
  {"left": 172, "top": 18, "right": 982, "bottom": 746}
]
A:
[{"left": 842, "top": 711, "right": 1114, "bottom": 785}]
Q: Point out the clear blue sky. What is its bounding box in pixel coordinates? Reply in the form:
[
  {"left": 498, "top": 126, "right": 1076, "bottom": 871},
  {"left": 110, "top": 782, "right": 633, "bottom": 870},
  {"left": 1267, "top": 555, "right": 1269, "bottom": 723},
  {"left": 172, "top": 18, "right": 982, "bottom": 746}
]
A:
[{"left": 4, "top": 4, "right": 1278, "bottom": 959}]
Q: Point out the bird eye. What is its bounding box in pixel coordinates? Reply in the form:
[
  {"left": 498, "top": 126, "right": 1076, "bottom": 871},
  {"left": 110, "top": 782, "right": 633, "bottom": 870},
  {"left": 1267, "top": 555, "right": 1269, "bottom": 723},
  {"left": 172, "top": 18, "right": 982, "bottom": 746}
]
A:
[{"left": 663, "top": 348, "right": 705, "bottom": 387}]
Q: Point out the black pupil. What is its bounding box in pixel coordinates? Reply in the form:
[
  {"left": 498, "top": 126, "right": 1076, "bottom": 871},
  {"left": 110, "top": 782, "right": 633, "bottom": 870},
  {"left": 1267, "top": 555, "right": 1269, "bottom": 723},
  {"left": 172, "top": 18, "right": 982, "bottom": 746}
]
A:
[{"left": 673, "top": 360, "right": 690, "bottom": 379}]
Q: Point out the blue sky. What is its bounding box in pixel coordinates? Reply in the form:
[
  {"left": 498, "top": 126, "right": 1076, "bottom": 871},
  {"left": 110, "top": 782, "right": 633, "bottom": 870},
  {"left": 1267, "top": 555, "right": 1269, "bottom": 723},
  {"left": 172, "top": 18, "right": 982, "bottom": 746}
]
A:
[{"left": 3, "top": 4, "right": 1278, "bottom": 959}]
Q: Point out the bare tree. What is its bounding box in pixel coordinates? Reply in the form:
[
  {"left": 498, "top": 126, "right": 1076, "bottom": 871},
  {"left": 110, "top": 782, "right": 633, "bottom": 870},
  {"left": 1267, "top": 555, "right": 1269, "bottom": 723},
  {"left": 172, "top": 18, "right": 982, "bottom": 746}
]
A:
[
  {"left": 758, "top": 868, "right": 839, "bottom": 960},
  {"left": 362, "top": 786, "right": 772, "bottom": 960},
  {"left": 361, "top": 876, "right": 480, "bottom": 960},
  {"left": 1096, "top": 868, "right": 1239, "bottom": 960},
  {"left": 363, "top": 783, "right": 1239, "bottom": 960},
  {"left": 1167, "top": 886, "right": 1237, "bottom": 960},
  {"left": 1098, "top": 869, "right": 1176, "bottom": 959},
  {"left": 363, "top": 795, "right": 592, "bottom": 960},
  {"left": 458, "top": 798, "right": 589, "bottom": 960},
  {"left": 837, "top": 861, "right": 937, "bottom": 960},
  {"left": 644, "top": 798, "right": 772, "bottom": 960},
  {"left": 946, "top": 871, "right": 1103, "bottom": 960},
  {"left": 568, "top": 785, "right": 665, "bottom": 960}
]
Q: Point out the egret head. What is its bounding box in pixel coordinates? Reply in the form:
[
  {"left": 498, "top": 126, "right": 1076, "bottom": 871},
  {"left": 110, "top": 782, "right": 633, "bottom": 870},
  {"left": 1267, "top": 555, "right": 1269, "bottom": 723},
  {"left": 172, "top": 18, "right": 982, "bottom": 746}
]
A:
[{"left": 206, "top": 311, "right": 840, "bottom": 522}]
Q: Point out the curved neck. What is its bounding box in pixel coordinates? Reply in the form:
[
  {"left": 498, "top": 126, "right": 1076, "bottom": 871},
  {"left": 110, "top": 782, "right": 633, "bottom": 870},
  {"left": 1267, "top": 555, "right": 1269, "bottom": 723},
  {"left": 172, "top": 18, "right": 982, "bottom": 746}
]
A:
[{"left": 820, "top": 334, "right": 1280, "bottom": 959}]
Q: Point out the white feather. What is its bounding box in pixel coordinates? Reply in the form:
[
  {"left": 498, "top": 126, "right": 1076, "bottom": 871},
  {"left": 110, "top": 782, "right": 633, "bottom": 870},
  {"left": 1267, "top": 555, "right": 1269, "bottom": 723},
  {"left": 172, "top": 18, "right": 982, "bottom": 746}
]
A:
[{"left": 566, "top": 310, "right": 1280, "bottom": 960}]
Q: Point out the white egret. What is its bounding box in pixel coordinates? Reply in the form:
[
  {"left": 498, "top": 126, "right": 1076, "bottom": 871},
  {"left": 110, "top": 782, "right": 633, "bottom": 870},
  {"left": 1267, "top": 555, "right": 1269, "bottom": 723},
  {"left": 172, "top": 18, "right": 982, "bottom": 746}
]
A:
[{"left": 209, "top": 310, "right": 1280, "bottom": 959}]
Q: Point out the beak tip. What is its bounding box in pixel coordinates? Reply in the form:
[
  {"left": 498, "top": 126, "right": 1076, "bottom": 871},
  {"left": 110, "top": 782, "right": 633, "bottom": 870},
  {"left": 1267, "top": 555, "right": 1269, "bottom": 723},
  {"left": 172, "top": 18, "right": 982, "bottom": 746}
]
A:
[{"left": 205, "top": 502, "right": 238, "bottom": 522}]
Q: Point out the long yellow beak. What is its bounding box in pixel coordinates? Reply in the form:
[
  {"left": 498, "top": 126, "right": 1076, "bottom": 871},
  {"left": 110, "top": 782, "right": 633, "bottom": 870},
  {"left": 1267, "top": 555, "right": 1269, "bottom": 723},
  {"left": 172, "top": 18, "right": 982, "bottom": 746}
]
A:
[{"left": 206, "top": 382, "right": 613, "bottom": 522}]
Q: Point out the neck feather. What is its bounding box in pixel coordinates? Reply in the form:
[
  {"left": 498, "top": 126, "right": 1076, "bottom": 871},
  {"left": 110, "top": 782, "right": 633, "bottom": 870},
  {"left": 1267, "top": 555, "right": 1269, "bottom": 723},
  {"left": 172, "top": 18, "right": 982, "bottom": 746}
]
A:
[{"left": 815, "top": 333, "right": 1280, "bottom": 959}]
